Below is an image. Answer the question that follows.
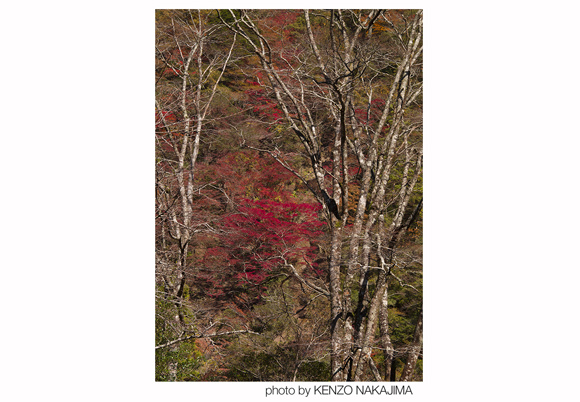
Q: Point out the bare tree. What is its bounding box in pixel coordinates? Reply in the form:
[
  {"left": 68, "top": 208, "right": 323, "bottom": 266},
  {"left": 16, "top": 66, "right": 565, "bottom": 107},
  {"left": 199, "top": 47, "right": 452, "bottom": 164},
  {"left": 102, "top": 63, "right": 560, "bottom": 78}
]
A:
[
  {"left": 220, "top": 9, "right": 423, "bottom": 381},
  {"left": 155, "top": 9, "right": 238, "bottom": 349}
]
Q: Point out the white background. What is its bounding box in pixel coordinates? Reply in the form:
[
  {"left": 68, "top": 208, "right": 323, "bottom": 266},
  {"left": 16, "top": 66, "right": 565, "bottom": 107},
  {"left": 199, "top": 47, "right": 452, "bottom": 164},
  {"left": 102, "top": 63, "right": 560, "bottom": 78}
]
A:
[{"left": 2, "top": 1, "right": 578, "bottom": 401}]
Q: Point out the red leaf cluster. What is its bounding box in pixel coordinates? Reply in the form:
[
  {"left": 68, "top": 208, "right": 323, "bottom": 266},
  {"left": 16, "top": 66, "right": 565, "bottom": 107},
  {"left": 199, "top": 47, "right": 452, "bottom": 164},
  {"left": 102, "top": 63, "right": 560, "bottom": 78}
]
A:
[
  {"left": 245, "top": 88, "right": 283, "bottom": 122},
  {"left": 191, "top": 152, "right": 325, "bottom": 307},
  {"left": 200, "top": 198, "right": 324, "bottom": 306}
]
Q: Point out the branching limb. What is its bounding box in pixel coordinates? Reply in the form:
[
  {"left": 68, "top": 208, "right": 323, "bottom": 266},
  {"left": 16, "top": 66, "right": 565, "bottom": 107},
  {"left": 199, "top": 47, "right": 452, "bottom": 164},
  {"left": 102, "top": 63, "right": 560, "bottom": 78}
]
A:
[{"left": 155, "top": 329, "right": 262, "bottom": 350}]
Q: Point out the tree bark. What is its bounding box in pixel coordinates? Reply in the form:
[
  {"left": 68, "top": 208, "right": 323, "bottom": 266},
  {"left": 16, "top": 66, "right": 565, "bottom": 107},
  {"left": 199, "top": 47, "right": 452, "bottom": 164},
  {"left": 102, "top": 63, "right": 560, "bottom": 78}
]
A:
[
  {"left": 399, "top": 309, "right": 423, "bottom": 381},
  {"left": 220, "top": 8, "right": 423, "bottom": 381}
]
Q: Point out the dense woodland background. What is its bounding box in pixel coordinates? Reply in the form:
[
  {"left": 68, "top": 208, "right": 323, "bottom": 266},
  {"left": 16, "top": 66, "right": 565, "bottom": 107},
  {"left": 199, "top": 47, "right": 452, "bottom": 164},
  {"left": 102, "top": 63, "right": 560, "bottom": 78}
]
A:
[{"left": 155, "top": 9, "right": 423, "bottom": 382}]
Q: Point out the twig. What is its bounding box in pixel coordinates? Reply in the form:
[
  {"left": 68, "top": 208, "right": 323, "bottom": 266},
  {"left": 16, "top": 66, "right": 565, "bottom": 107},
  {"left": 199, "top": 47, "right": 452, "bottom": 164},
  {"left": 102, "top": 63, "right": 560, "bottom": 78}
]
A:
[{"left": 155, "top": 329, "right": 262, "bottom": 350}]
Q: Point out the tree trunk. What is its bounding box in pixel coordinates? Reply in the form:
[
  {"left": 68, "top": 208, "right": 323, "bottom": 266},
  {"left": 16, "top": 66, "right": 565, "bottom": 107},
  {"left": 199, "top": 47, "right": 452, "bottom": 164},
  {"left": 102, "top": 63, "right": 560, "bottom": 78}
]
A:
[
  {"left": 399, "top": 309, "right": 423, "bottom": 381},
  {"left": 379, "top": 277, "right": 395, "bottom": 381},
  {"left": 220, "top": 8, "right": 423, "bottom": 382}
]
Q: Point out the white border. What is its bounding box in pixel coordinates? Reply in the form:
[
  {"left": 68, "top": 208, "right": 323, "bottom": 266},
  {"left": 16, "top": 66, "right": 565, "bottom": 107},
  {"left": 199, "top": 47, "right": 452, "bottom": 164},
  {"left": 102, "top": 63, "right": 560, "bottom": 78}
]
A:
[{"left": 3, "top": 2, "right": 579, "bottom": 401}]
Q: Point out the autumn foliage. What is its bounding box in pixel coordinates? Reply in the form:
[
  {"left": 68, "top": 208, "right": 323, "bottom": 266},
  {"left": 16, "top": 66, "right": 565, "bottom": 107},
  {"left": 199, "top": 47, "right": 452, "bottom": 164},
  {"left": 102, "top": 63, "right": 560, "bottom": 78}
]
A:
[
  {"left": 155, "top": 9, "right": 423, "bottom": 382},
  {"left": 199, "top": 198, "right": 324, "bottom": 305}
]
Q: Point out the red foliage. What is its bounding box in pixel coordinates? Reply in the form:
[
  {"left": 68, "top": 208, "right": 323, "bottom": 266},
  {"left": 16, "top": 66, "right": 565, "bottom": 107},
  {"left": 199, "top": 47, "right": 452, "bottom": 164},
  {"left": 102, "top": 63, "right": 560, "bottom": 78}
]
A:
[
  {"left": 193, "top": 151, "right": 325, "bottom": 308},
  {"left": 245, "top": 87, "right": 283, "bottom": 123},
  {"left": 162, "top": 67, "right": 180, "bottom": 77},
  {"left": 199, "top": 151, "right": 296, "bottom": 202},
  {"left": 200, "top": 198, "right": 324, "bottom": 306},
  {"left": 262, "top": 10, "right": 302, "bottom": 46},
  {"left": 155, "top": 110, "right": 177, "bottom": 128}
]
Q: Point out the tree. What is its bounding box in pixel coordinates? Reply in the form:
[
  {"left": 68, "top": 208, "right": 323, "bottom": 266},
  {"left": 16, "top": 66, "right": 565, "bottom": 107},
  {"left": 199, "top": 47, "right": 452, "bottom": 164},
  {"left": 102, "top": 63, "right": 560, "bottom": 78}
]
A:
[
  {"left": 155, "top": 9, "right": 241, "bottom": 378},
  {"left": 220, "top": 9, "right": 423, "bottom": 381}
]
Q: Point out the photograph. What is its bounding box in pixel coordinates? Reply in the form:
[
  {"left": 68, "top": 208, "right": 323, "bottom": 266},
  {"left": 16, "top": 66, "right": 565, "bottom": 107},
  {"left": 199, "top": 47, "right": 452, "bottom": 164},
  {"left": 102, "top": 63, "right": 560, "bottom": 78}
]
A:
[
  {"left": 155, "top": 9, "right": 423, "bottom": 382},
  {"left": 4, "top": 2, "right": 579, "bottom": 401}
]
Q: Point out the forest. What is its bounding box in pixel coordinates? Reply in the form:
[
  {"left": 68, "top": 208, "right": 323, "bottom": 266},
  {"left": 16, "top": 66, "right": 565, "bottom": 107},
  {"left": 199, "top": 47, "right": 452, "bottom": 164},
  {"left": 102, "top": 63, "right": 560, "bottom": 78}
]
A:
[{"left": 155, "top": 9, "right": 423, "bottom": 382}]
